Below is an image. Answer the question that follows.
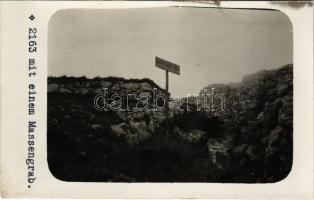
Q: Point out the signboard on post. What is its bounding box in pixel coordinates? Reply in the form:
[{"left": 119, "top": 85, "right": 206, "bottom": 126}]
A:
[
  {"left": 155, "top": 57, "right": 180, "bottom": 136},
  {"left": 155, "top": 57, "right": 180, "bottom": 75}
]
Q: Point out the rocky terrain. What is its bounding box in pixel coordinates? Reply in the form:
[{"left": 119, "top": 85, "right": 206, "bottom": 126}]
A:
[
  {"left": 199, "top": 64, "right": 293, "bottom": 182},
  {"left": 48, "top": 64, "right": 293, "bottom": 183}
]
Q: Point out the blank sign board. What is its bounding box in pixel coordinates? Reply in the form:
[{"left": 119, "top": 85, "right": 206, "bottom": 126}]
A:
[{"left": 155, "top": 57, "right": 180, "bottom": 75}]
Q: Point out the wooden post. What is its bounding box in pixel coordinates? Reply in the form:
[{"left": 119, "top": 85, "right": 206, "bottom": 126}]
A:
[
  {"left": 155, "top": 57, "right": 180, "bottom": 137},
  {"left": 165, "top": 70, "right": 169, "bottom": 136}
]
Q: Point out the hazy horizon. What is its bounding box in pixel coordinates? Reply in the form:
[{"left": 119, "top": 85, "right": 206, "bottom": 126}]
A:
[{"left": 48, "top": 7, "right": 292, "bottom": 96}]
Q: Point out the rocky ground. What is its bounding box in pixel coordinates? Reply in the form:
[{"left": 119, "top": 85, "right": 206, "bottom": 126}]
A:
[{"left": 48, "top": 64, "right": 293, "bottom": 183}]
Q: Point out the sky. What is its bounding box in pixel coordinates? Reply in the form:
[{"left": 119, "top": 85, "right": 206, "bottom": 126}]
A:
[{"left": 48, "top": 7, "right": 293, "bottom": 96}]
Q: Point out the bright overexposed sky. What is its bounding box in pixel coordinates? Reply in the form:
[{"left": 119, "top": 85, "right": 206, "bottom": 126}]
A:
[{"left": 48, "top": 7, "right": 292, "bottom": 96}]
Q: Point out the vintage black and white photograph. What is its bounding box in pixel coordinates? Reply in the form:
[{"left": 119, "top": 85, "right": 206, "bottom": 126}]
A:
[{"left": 47, "top": 7, "right": 293, "bottom": 183}]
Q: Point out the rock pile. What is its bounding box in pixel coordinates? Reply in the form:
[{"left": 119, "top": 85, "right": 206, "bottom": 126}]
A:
[
  {"left": 47, "top": 64, "right": 293, "bottom": 183},
  {"left": 48, "top": 77, "right": 168, "bottom": 146},
  {"left": 199, "top": 64, "right": 293, "bottom": 182}
]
